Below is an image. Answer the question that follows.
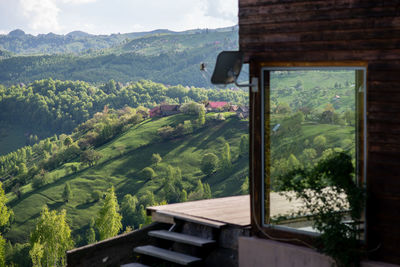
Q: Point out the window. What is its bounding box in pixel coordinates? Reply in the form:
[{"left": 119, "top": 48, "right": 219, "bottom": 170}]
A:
[{"left": 261, "top": 66, "right": 366, "bottom": 235}]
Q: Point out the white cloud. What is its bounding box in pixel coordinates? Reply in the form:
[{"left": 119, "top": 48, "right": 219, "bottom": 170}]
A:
[
  {"left": 20, "top": 0, "right": 61, "bottom": 32},
  {"left": 1, "top": 0, "right": 238, "bottom": 35},
  {"left": 177, "top": 0, "right": 237, "bottom": 31},
  {"left": 60, "top": 0, "right": 97, "bottom": 4}
]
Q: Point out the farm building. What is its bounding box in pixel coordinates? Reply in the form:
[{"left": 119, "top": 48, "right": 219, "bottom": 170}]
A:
[
  {"left": 149, "top": 104, "right": 181, "bottom": 118},
  {"left": 205, "top": 101, "right": 230, "bottom": 111}
]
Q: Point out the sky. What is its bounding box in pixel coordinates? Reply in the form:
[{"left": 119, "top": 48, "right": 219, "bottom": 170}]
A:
[{"left": 0, "top": 0, "right": 238, "bottom": 35}]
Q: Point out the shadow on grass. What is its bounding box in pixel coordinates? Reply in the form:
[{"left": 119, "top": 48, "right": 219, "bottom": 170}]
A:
[
  {"left": 76, "top": 200, "right": 97, "bottom": 210},
  {"left": 48, "top": 201, "right": 64, "bottom": 210}
]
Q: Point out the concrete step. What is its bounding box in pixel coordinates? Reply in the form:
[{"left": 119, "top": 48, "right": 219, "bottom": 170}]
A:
[
  {"left": 149, "top": 230, "right": 216, "bottom": 247},
  {"left": 134, "top": 245, "right": 201, "bottom": 266},
  {"left": 120, "top": 263, "right": 150, "bottom": 267}
]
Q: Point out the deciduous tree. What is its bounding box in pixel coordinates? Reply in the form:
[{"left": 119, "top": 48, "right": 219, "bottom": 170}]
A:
[
  {"left": 29, "top": 206, "right": 73, "bottom": 267},
  {"left": 96, "top": 187, "right": 122, "bottom": 240},
  {"left": 0, "top": 182, "right": 12, "bottom": 267},
  {"left": 200, "top": 153, "right": 218, "bottom": 176},
  {"left": 151, "top": 153, "right": 162, "bottom": 166}
]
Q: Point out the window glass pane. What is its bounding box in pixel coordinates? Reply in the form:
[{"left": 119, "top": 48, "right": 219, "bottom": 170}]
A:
[{"left": 263, "top": 68, "right": 363, "bottom": 234}]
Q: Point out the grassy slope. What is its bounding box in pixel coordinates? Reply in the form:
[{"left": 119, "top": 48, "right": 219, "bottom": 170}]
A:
[
  {"left": 6, "top": 113, "right": 248, "bottom": 243},
  {"left": 272, "top": 122, "right": 355, "bottom": 159},
  {"left": 270, "top": 70, "right": 355, "bottom": 112}
]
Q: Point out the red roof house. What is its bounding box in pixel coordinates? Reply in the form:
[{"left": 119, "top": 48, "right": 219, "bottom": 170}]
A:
[{"left": 205, "top": 101, "right": 229, "bottom": 111}]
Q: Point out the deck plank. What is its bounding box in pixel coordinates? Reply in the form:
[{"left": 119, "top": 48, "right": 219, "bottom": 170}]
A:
[{"left": 148, "top": 194, "right": 306, "bottom": 227}]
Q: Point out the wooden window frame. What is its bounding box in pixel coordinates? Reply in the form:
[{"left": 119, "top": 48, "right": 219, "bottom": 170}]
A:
[{"left": 250, "top": 62, "right": 367, "bottom": 245}]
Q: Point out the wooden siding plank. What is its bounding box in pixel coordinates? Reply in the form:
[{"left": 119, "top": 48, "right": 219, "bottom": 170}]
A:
[
  {"left": 239, "top": 6, "right": 399, "bottom": 25},
  {"left": 239, "top": 17, "right": 400, "bottom": 35}
]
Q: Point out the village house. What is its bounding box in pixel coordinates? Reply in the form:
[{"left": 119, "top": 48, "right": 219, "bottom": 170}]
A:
[
  {"left": 205, "top": 101, "right": 229, "bottom": 112},
  {"left": 236, "top": 106, "right": 249, "bottom": 119},
  {"left": 149, "top": 104, "right": 180, "bottom": 118}
]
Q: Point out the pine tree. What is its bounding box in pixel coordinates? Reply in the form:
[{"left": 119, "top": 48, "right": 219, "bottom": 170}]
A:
[
  {"left": 96, "top": 187, "right": 122, "bottom": 240},
  {"left": 86, "top": 218, "right": 96, "bottom": 245},
  {"left": 241, "top": 176, "right": 249, "bottom": 194},
  {"left": 62, "top": 183, "right": 72, "bottom": 203},
  {"left": 203, "top": 183, "right": 212, "bottom": 199},
  {"left": 181, "top": 189, "right": 188, "bottom": 202},
  {"left": 0, "top": 234, "right": 5, "bottom": 267},
  {"left": 30, "top": 206, "right": 73, "bottom": 267},
  {"left": 0, "top": 182, "right": 12, "bottom": 266},
  {"left": 239, "top": 135, "right": 249, "bottom": 158},
  {"left": 221, "top": 142, "right": 232, "bottom": 171},
  {"left": 197, "top": 107, "right": 205, "bottom": 126}
]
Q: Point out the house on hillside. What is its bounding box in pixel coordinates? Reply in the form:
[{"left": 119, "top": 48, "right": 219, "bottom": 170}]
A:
[
  {"left": 205, "top": 101, "right": 229, "bottom": 112},
  {"left": 236, "top": 106, "right": 249, "bottom": 119},
  {"left": 136, "top": 109, "right": 149, "bottom": 119},
  {"left": 149, "top": 106, "right": 160, "bottom": 118},
  {"left": 67, "top": 1, "right": 400, "bottom": 267},
  {"left": 149, "top": 104, "right": 180, "bottom": 118},
  {"left": 229, "top": 105, "right": 239, "bottom": 112},
  {"left": 160, "top": 104, "right": 180, "bottom": 116}
]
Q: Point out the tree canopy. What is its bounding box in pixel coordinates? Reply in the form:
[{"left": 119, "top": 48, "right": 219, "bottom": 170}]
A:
[
  {"left": 96, "top": 186, "right": 122, "bottom": 240},
  {"left": 29, "top": 206, "right": 73, "bottom": 267}
]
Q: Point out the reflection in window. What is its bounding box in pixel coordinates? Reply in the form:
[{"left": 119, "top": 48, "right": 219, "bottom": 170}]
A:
[{"left": 262, "top": 68, "right": 365, "bottom": 235}]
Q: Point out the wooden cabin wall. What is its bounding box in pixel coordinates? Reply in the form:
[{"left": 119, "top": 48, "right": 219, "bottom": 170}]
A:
[{"left": 239, "top": 0, "right": 400, "bottom": 264}]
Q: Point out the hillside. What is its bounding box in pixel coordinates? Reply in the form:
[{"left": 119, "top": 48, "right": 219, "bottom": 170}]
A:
[
  {"left": 0, "top": 27, "right": 236, "bottom": 55},
  {"left": 0, "top": 79, "right": 247, "bottom": 155},
  {"left": 0, "top": 27, "right": 238, "bottom": 87},
  {"left": 4, "top": 112, "right": 249, "bottom": 245}
]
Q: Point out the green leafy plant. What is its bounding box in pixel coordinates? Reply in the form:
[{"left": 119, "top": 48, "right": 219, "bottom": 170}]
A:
[{"left": 276, "top": 152, "right": 365, "bottom": 267}]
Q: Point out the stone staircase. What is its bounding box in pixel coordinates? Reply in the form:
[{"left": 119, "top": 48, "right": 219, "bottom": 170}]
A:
[{"left": 124, "top": 221, "right": 219, "bottom": 266}]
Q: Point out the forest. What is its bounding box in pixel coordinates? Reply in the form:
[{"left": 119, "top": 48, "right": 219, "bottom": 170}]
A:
[
  {"left": 0, "top": 29, "right": 238, "bottom": 88},
  {"left": 0, "top": 78, "right": 247, "bottom": 155},
  {"left": 0, "top": 98, "right": 249, "bottom": 266}
]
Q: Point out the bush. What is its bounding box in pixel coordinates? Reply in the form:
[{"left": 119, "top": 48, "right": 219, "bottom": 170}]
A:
[
  {"left": 180, "top": 102, "right": 205, "bottom": 115},
  {"left": 151, "top": 153, "right": 162, "bottom": 166},
  {"left": 157, "top": 126, "right": 175, "bottom": 139},
  {"left": 32, "top": 173, "right": 50, "bottom": 189},
  {"left": 200, "top": 153, "right": 219, "bottom": 176},
  {"left": 91, "top": 190, "right": 103, "bottom": 202},
  {"left": 142, "top": 167, "right": 156, "bottom": 180}
]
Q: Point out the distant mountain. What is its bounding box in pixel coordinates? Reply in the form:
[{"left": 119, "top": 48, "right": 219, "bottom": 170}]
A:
[
  {"left": 0, "top": 26, "right": 237, "bottom": 55},
  {"left": 8, "top": 29, "right": 26, "bottom": 37},
  {"left": 66, "top": 31, "right": 93, "bottom": 38},
  {"left": 0, "top": 29, "right": 239, "bottom": 87}
]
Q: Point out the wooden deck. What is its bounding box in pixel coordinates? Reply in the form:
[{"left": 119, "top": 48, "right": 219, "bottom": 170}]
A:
[
  {"left": 147, "top": 194, "right": 306, "bottom": 228},
  {"left": 148, "top": 195, "right": 251, "bottom": 228}
]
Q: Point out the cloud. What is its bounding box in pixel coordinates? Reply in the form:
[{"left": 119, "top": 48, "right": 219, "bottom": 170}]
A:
[
  {"left": 204, "top": 0, "right": 238, "bottom": 20},
  {"left": 0, "top": 0, "right": 237, "bottom": 35},
  {"left": 20, "top": 0, "right": 61, "bottom": 32},
  {"left": 60, "top": 0, "right": 97, "bottom": 4}
]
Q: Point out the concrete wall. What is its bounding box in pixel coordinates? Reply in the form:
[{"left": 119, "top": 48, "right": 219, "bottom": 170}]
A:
[
  {"left": 67, "top": 222, "right": 170, "bottom": 267},
  {"left": 239, "top": 237, "right": 400, "bottom": 267}
]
